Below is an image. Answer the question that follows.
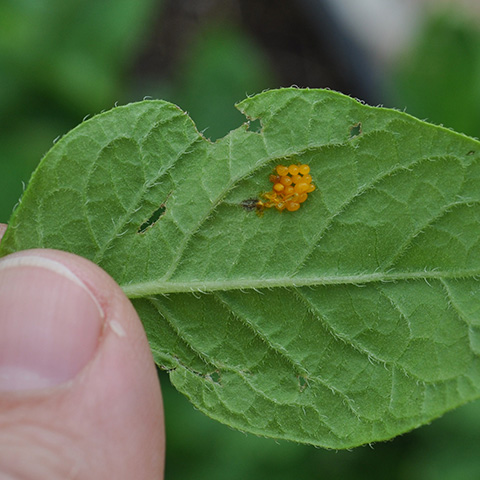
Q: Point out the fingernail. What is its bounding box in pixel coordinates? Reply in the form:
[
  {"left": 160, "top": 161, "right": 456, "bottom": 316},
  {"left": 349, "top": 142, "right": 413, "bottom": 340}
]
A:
[{"left": 0, "top": 255, "right": 104, "bottom": 391}]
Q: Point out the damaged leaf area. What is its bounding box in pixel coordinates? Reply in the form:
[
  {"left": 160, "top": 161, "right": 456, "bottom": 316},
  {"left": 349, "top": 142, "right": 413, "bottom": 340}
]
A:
[{"left": 2, "top": 88, "right": 480, "bottom": 448}]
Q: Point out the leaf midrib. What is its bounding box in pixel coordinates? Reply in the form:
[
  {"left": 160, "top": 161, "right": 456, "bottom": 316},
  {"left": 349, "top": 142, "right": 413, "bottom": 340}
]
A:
[{"left": 120, "top": 268, "right": 478, "bottom": 297}]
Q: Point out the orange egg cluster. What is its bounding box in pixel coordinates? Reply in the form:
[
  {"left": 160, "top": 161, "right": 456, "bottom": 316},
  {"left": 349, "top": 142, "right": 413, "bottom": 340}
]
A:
[{"left": 262, "top": 163, "right": 315, "bottom": 212}]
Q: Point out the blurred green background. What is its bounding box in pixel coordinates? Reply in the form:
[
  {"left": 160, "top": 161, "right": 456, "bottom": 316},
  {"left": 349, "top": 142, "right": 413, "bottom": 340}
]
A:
[{"left": 2, "top": 1, "right": 480, "bottom": 478}]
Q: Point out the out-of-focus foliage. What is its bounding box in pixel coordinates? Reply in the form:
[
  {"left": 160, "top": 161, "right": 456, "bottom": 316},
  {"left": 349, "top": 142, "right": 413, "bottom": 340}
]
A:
[
  {"left": 0, "top": 0, "right": 158, "bottom": 112},
  {"left": 391, "top": 10, "right": 480, "bottom": 138},
  {"left": 0, "top": 0, "right": 160, "bottom": 222},
  {"left": 164, "top": 374, "right": 480, "bottom": 480},
  {"left": 157, "top": 24, "right": 276, "bottom": 140},
  {"left": 399, "top": 400, "right": 480, "bottom": 479}
]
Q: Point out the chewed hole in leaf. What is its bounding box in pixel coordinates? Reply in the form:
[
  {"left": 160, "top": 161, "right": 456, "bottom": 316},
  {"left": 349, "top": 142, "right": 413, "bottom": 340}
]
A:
[
  {"left": 349, "top": 122, "right": 362, "bottom": 138},
  {"left": 137, "top": 204, "right": 167, "bottom": 233},
  {"left": 208, "top": 371, "right": 221, "bottom": 384},
  {"left": 247, "top": 118, "right": 262, "bottom": 133},
  {"left": 298, "top": 375, "right": 309, "bottom": 392}
]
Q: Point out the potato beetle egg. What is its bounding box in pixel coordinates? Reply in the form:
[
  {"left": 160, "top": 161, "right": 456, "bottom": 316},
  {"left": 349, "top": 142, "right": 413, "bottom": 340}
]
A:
[{"left": 258, "top": 163, "right": 315, "bottom": 213}]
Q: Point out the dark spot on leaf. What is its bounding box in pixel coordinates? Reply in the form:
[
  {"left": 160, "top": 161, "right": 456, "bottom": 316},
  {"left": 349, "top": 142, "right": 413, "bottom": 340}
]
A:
[
  {"left": 137, "top": 204, "right": 166, "bottom": 233},
  {"left": 241, "top": 198, "right": 261, "bottom": 212},
  {"left": 350, "top": 122, "right": 362, "bottom": 138},
  {"left": 298, "top": 375, "right": 309, "bottom": 392},
  {"left": 208, "top": 371, "right": 221, "bottom": 384},
  {"left": 467, "top": 150, "right": 475, "bottom": 156}
]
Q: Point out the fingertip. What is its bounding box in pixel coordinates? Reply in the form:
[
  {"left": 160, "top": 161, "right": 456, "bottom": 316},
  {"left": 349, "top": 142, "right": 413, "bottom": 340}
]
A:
[{"left": 0, "top": 249, "right": 165, "bottom": 479}]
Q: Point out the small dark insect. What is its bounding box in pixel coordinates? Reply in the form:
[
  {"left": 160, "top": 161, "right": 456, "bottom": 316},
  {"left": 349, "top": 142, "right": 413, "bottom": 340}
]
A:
[{"left": 240, "top": 197, "right": 263, "bottom": 212}]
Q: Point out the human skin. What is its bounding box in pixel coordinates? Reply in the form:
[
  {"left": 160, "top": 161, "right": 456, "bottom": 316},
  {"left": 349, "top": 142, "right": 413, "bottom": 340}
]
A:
[{"left": 0, "top": 223, "right": 165, "bottom": 479}]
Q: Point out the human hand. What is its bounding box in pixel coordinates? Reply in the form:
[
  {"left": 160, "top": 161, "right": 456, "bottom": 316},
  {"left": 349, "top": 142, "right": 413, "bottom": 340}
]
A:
[{"left": 0, "top": 224, "right": 165, "bottom": 479}]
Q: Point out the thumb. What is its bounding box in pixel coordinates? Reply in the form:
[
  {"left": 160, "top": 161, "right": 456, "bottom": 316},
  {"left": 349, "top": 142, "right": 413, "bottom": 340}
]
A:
[{"left": 0, "top": 249, "right": 165, "bottom": 479}]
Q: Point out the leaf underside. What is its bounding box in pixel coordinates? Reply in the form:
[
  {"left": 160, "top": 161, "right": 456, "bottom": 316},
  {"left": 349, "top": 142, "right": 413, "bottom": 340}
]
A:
[{"left": 2, "top": 88, "right": 480, "bottom": 448}]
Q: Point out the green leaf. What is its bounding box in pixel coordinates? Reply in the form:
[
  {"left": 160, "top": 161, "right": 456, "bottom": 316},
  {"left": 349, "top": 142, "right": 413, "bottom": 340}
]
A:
[{"left": 2, "top": 88, "right": 480, "bottom": 449}]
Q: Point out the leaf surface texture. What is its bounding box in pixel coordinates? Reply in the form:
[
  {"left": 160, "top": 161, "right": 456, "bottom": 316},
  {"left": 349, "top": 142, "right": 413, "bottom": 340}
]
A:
[{"left": 2, "top": 89, "right": 480, "bottom": 448}]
